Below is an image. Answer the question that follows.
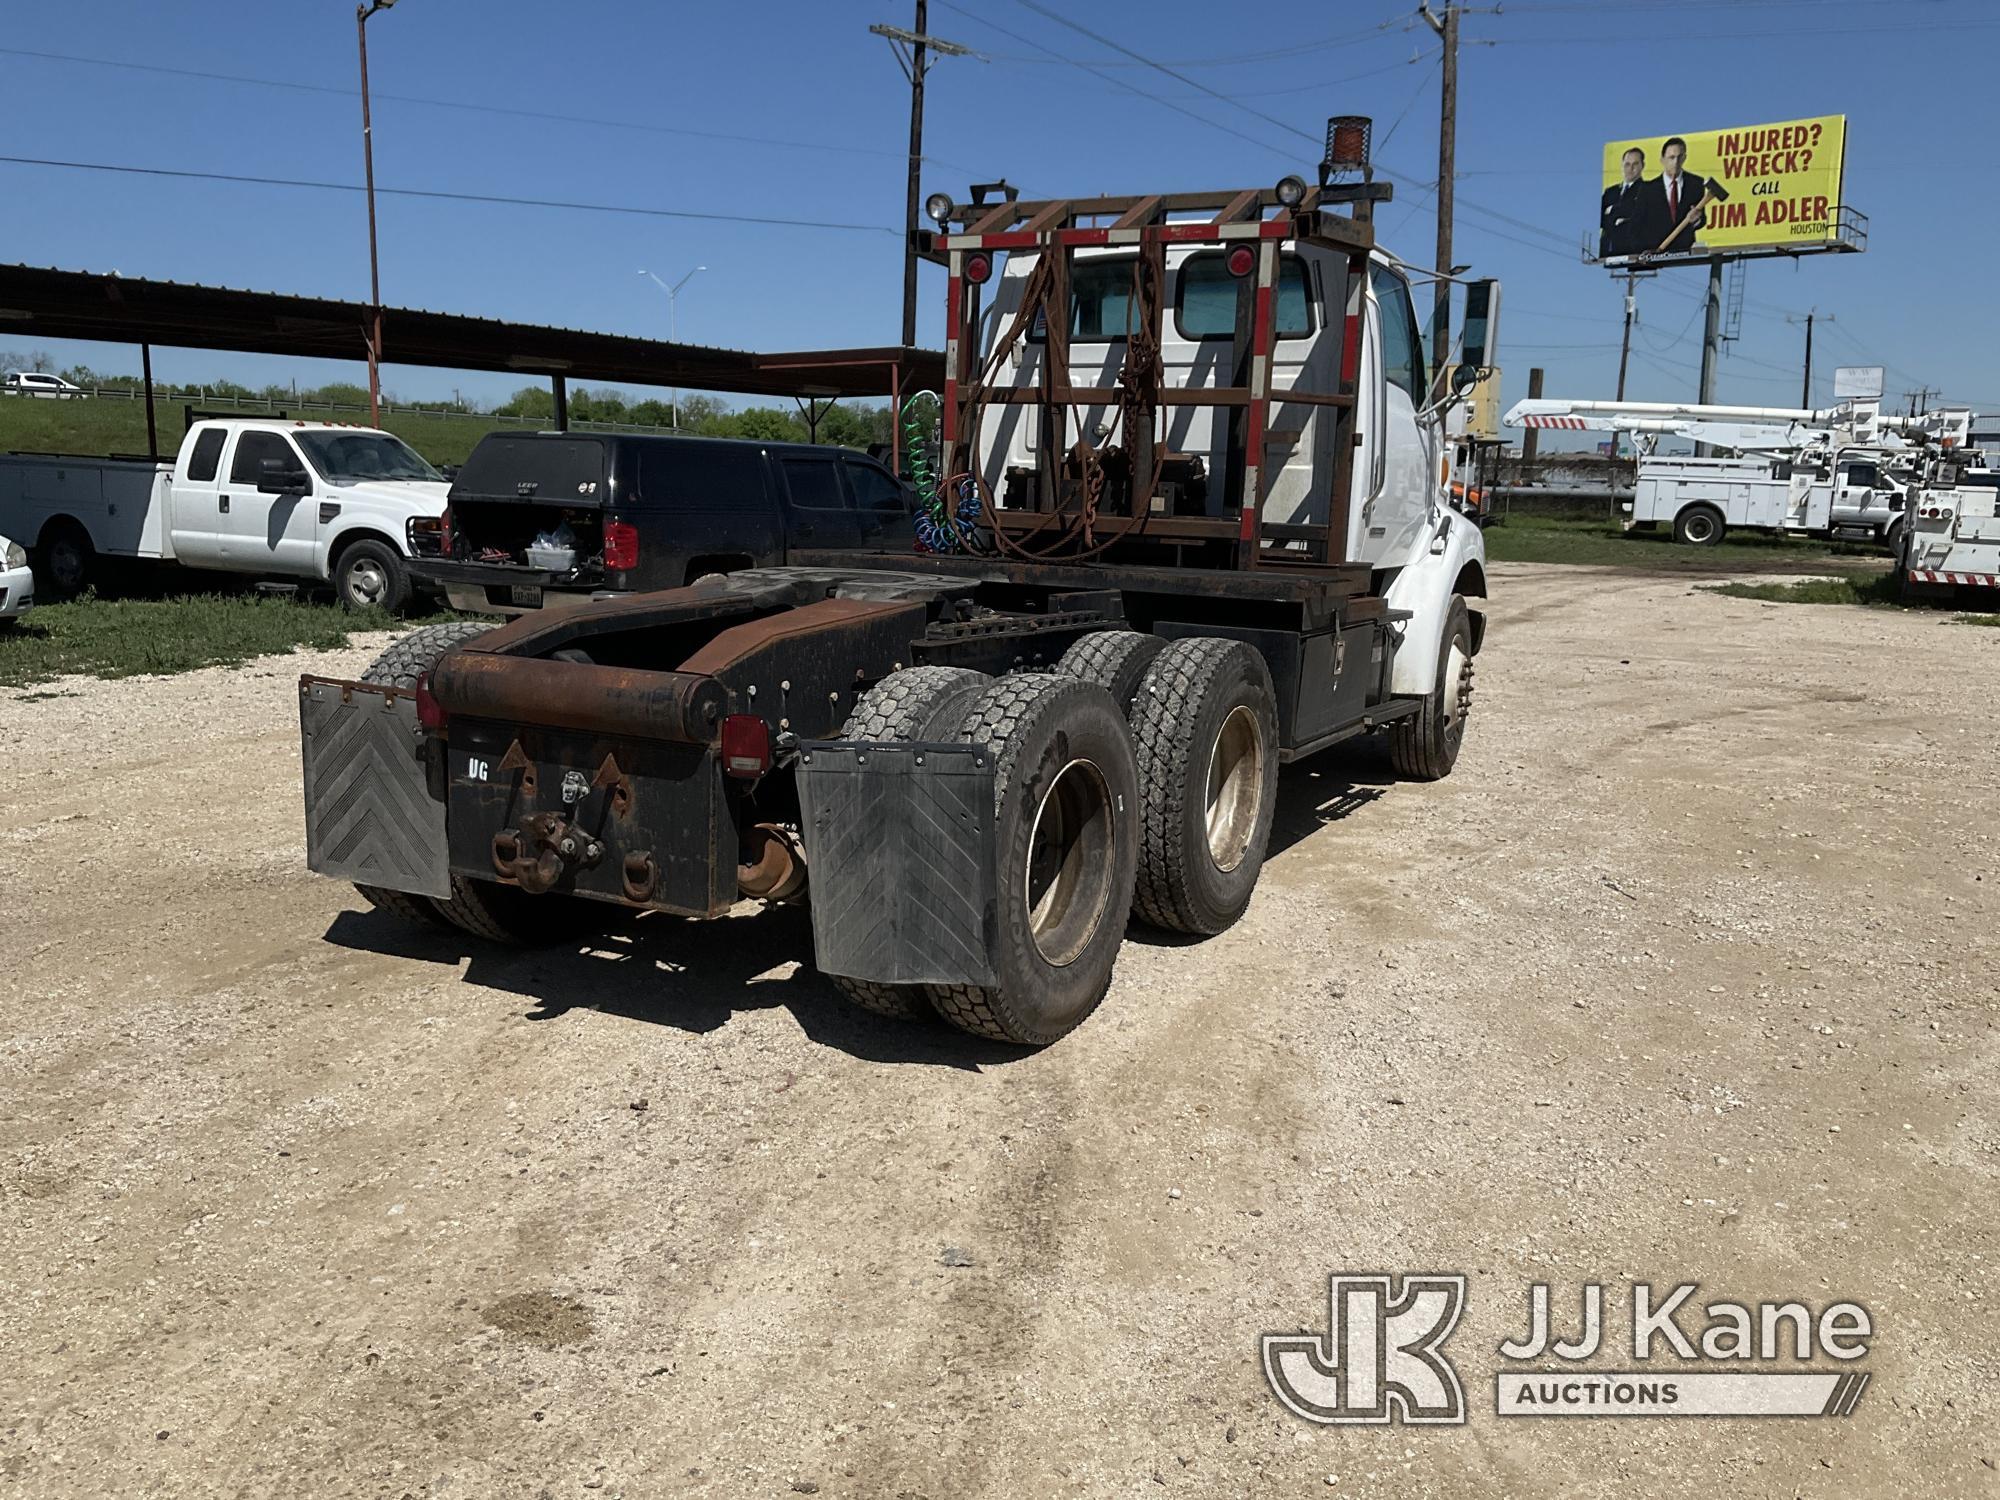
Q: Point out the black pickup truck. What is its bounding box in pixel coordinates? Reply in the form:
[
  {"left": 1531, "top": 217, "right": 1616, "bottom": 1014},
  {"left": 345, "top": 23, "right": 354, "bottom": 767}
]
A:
[{"left": 415, "top": 431, "right": 919, "bottom": 615}]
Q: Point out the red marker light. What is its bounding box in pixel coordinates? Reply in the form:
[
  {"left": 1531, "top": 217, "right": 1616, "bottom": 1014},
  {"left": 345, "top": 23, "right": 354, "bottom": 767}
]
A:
[
  {"left": 1226, "top": 244, "right": 1256, "bottom": 278},
  {"left": 413, "top": 672, "right": 449, "bottom": 732},
  {"left": 721, "top": 714, "right": 771, "bottom": 779},
  {"left": 964, "top": 251, "right": 993, "bottom": 285}
]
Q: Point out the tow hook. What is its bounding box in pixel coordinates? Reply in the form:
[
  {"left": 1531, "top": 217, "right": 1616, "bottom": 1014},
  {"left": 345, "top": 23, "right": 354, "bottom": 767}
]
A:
[{"left": 492, "top": 810, "right": 605, "bottom": 894}]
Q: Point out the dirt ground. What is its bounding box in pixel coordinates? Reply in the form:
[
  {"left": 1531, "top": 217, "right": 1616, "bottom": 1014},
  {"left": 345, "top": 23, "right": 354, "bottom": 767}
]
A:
[{"left": 2, "top": 563, "right": 1995, "bottom": 1499}]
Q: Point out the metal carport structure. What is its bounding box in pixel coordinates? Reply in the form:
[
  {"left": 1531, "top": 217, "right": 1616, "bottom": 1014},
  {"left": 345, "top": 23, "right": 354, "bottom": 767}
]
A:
[{"left": 0, "top": 264, "right": 942, "bottom": 461}]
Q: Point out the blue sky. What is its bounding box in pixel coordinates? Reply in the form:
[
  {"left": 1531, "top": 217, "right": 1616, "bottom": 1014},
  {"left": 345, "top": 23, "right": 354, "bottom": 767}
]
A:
[{"left": 3, "top": 0, "right": 1995, "bottom": 417}]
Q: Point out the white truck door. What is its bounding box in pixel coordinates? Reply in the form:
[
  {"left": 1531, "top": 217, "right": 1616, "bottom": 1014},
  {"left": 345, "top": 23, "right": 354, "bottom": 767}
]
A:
[
  {"left": 168, "top": 426, "right": 230, "bottom": 567},
  {"left": 1352, "top": 262, "right": 1432, "bottom": 567},
  {"left": 222, "top": 429, "right": 316, "bottom": 572}
]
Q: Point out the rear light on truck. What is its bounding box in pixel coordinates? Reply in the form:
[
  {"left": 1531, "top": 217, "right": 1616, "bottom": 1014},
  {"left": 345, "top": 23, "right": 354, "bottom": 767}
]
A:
[
  {"left": 721, "top": 714, "right": 771, "bottom": 779},
  {"left": 603, "top": 518, "right": 640, "bottom": 571},
  {"left": 414, "top": 672, "right": 449, "bottom": 732},
  {"left": 963, "top": 251, "right": 993, "bottom": 285},
  {"left": 1226, "top": 244, "right": 1256, "bottom": 278},
  {"left": 439, "top": 505, "right": 453, "bottom": 556}
]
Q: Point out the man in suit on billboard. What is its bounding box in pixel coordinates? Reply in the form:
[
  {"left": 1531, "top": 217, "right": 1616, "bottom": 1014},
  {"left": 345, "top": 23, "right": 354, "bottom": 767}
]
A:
[
  {"left": 1646, "top": 136, "right": 1709, "bottom": 254},
  {"left": 1599, "top": 146, "right": 1653, "bottom": 259}
]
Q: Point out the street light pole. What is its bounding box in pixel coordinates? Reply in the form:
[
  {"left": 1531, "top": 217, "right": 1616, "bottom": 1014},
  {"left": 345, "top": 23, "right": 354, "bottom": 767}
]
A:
[
  {"left": 356, "top": 0, "right": 397, "bottom": 429},
  {"left": 640, "top": 266, "right": 706, "bottom": 429}
]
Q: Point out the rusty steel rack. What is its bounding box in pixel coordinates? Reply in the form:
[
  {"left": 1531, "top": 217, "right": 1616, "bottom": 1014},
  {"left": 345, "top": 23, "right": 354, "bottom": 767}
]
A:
[{"left": 921, "top": 174, "right": 1392, "bottom": 575}]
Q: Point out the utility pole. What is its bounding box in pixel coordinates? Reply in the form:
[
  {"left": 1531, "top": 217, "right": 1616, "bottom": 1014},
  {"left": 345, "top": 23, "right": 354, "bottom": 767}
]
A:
[
  {"left": 1787, "top": 308, "right": 1828, "bottom": 407},
  {"left": 356, "top": 0, "right": 398, "bottom": 429},
  {"left": 1421, "top": 0, "right": 1460, "bottom": 381},
  {"left": 1611, "top": 271, "right": 1642, "bottom": 458},
  {"left": 1693, "top": 256, "right": 1725, "bottom": 452},
  {"left": 1520, "top": 367, "right": 1545, "bottom": 467},
  {"left": 871, "top": 7, "right": 972, "bottom": 348},
  {"left": 1902, "top": 385, "right": 1937, "bottom": 418}
]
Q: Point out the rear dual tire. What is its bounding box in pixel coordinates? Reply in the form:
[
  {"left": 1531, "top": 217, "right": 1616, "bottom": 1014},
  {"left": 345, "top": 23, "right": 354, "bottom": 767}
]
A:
[
  {"left": 1674, "top": 504, "right": 1725, "bottom": 547},
  {"left": 1126, "top": 637, "right": 1281, "bottom": 937},
  {"left": 927, "top": 675, "right": 1140, "bottom": 1047},
  {"left": 825, "top": 666, "right": 993, "bottom": 1021}
]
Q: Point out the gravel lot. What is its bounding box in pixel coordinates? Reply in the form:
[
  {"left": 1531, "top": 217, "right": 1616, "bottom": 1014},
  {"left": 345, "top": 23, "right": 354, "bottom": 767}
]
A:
[{"left": 2, "top": 563, "right": 1994, "bottom": 1498}]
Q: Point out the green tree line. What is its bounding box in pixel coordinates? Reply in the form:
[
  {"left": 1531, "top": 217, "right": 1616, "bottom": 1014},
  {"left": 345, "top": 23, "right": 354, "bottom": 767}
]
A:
[{"left": 2, "top": 350, "right": 894, "bottom": 450}]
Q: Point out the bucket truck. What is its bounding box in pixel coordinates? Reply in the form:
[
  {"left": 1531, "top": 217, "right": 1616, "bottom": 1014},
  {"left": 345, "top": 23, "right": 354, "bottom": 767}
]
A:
[{"left": 1503, "top": 396, "right": 1968, "bottom": 548}]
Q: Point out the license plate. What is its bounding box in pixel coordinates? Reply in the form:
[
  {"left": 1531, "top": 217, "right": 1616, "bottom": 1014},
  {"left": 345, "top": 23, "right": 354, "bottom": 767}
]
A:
[{"left": 509, "top": 585, "right": 544, "bottom": 608}]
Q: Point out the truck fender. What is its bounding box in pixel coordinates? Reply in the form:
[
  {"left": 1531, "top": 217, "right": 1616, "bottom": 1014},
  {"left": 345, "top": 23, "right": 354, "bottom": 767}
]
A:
[
  {"left": 1384, "top": 510, "right": 1487, "bottom": 696},
  {"left": 319, "top": 523, "right": 407, "bottom": 582}
]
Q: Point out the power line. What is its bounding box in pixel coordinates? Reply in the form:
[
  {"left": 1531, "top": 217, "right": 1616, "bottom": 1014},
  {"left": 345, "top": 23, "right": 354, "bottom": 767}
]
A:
[
  {"left": 929, "top": 0, "right": 1300, "bottom": 157},
  {"left": 0, "top": 45, "right": 1002, "bottom": 178},
  {"left": 0, "top": 155, "right": 900, "bottom": 234},
  {"left": 1009, "top": 0, "right": 1323, "bottom": 148},
  {"left": 976, "top": 13, "right": 1423, "bottom": 70},
  {"left": 1476, "top": 16, "right": 2000, "bottom": 44}
]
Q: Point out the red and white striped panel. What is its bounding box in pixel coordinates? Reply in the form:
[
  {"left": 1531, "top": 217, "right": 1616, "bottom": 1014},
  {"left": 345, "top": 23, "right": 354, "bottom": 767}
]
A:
[
  {"left": 1519, "top": 415, "right": 1592, "bottom": 429},
  {"left": 1912, "top": 569, "right": 2000, "bottom": 588}
]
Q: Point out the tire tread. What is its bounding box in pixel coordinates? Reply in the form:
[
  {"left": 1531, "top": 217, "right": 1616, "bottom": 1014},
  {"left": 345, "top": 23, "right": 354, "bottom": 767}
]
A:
[{"left": 926, "top": 674, "right": 1116, "bottom": 1045}]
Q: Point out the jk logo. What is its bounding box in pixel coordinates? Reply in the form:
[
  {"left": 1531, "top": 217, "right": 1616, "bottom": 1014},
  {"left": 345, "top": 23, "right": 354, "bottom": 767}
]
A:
[{"left": 1262, "top": 1274, "right": 1468, "bottom": 1425}]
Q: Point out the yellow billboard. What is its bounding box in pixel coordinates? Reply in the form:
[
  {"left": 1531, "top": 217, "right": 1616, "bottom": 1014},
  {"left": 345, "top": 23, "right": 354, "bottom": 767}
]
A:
[{"left": 1597, "top": 115, "right": 1846, "bottom": 262}]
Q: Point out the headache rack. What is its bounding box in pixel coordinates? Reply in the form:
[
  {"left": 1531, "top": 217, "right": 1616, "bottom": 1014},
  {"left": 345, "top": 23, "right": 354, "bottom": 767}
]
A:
[{"left": 920, "top": 152, "right": 1394, "bottom": 578}]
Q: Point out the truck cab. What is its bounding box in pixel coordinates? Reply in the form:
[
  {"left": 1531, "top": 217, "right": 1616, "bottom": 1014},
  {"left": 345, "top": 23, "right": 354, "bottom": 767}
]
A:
[{"left": 975, "top": 242, "right": 1440, "bottom": 571}]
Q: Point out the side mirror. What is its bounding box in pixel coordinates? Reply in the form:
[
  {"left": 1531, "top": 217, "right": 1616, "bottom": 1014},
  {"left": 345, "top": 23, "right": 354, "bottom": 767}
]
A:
[
  {"left": 258, "top": 460, "right": 310, "bottom": 495},
  {"left": 1460, "top": 279, "right": 1501, "bottom": 372}
]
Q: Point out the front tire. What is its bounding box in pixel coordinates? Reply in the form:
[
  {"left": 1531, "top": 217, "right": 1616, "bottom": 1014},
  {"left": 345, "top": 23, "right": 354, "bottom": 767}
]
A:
[
  {"left": 1674, "top": 504, "right": 1725, "bottom": 546},
  {"left": 927, "top": 675, "right": 1139, "bottom": 1046},
  {"left": 1389, "top": 595, "right": 1475, "bottom": 781},
  {"left": 334, "top": 538, "right": 412, "bottom": 613},
  {"left": 824, "top": 665, "right": 992, "bottom": 1021},
  {"left": 1129, "top": 637, "right": 1281, "bottom": 936}
]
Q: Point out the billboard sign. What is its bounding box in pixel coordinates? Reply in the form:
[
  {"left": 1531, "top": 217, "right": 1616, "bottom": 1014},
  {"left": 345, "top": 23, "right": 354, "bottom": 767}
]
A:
[
  {"left": 1596, "top": 115, "right": 1846, "bottom": 264},
  {"left": 1833, "top": 365, "right": 1884, "bottom": 399}
]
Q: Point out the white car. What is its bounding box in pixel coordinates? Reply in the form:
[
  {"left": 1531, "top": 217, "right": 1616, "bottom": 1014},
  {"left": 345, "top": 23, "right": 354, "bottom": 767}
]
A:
[
  {"left": 1, "top": 372, "right": 84, "bottom": 399},
  {"left": 0, "top": 533, "right": 32, "bottom": 627}
]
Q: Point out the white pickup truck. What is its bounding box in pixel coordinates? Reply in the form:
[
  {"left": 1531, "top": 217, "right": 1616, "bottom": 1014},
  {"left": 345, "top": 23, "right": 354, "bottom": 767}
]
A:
[{"left": 0, "top": 419, "right": 449, "bottom": 609}]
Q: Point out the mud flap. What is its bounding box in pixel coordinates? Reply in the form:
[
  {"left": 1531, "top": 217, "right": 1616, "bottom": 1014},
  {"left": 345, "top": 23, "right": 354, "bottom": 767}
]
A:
[
  {"left": 298, "top": 676, "right": 450, "bottom": 899},
  {"left": 796, "top": 741, "right": 997, "bottom": 988}
]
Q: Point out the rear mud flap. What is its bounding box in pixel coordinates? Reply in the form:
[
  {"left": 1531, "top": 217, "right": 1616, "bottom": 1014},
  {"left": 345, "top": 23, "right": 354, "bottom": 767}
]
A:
[
  {"left": 796, "top": 742, "right": 997, "bottom": 988},
  {"left": 299, "top": 676, "right": 450, "bottom": 899}
]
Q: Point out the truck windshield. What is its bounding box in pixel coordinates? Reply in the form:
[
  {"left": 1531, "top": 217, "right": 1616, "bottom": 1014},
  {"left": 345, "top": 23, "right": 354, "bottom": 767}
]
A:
[{"left": 294, "top": 430, "right": 441, "bottom": 483}]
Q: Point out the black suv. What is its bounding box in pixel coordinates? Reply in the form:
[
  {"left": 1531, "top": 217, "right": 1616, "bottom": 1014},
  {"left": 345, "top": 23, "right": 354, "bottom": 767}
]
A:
[{"left": 415, "top": 431, "right": 917, "bottom": 616}]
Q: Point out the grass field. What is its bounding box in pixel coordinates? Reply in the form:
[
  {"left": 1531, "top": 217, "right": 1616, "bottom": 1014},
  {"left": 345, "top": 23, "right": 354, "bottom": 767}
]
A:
[
  {"left": 0, "top": 395, "right": 517, "bottom": 467},
  {"left": 1704, "top": 573, "right": 1901, "bottom": 607},
  {"left": 0, "top": 590, "right": 449, "bottom": 689},
  {"left": 1483, "top": 514, "right": 1889, "bottom": 573}
]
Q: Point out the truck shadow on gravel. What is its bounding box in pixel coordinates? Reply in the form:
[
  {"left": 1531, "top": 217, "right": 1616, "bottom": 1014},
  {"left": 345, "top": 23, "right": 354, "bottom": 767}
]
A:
[{"left": 322, "top": 904, "right": 1031, "bottom": 1070}]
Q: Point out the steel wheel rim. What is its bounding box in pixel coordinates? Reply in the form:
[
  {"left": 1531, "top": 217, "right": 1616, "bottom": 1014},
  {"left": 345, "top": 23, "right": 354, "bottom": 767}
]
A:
[
  {"left": 1024, "top": 756, "right": 1115, "bottom": 967},
  {"left": 1685, "top": 513, "right": 1716, "bottom": 543},
  {"left": 1204, "top": 704, "right": 1265, "bottom": 873},
  {"left": 1443, "top": 641, "right": 1473, "bottom": 752},
  {"left": 346, "top": 558, "right": 388, "bottom": 606}
]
